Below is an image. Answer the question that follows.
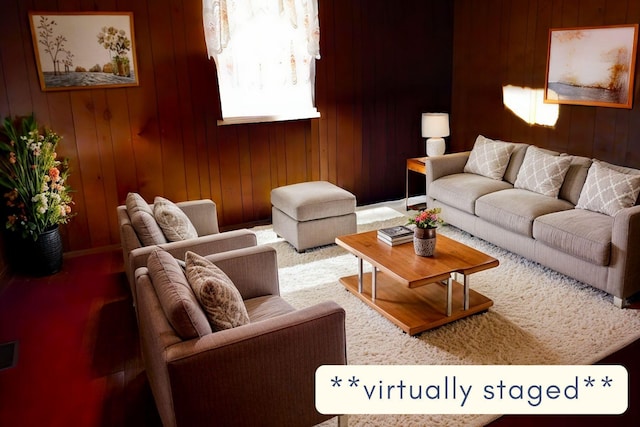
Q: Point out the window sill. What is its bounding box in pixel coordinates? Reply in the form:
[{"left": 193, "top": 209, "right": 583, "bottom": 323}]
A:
[{"left": 217, "top": 111, "right": 321, "bottom": 126}]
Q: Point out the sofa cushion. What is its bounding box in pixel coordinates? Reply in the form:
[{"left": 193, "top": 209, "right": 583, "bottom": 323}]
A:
[
  {"left": 153, "top": 196, "right": 198, "bottom": 242},
  {"left": 559, "top": 156, "right": 592, "bottom": 205},
  {"left": 146, "top": 249, "right": 212, "bottom": 339},
  {"left": 130, "top": 210, "right": 168, "bottom": 246},
  {"left": 185, "top": 251, "right": 250, "bottom": 331},
  {"left": 244, "top": 295, "right": 295, "bottom": 323},
  {"left": 576, "top": 160, "right": 640, "bottom": 216},
  {"left": 533, "top": 209, "right": 612, "bottom": 266},
  {"left": 463, "top": 135, "right": 515, "bottom": 180},
  {"left": 514, "top": 146, "right": 572, "bottom": 198},
  {"left": 475, "top": 189, "right": 574, "bottom": 237},
  {"left": 429, "top": 173, "right": 513, "bottom": 215}
]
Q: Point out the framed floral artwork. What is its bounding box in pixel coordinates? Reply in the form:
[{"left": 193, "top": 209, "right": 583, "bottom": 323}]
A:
[
  {"left": 544, "top": 24, "right": 638, "bottom": 109},
  {"left": 29, "top": 11, "right": 139, "bottom": 91}
]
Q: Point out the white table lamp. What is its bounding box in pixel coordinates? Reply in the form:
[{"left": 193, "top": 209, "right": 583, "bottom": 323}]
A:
[{"left": 422, "top": 113, "right": 450, "bottom": 156}]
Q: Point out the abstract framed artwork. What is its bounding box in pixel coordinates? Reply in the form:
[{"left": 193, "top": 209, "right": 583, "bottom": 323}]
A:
[
  {"left": 29, "top": 11, "right": 139, "bottom": 91},
  {"left": 545, "top": 24, "right": 638, "bottom": 109}
]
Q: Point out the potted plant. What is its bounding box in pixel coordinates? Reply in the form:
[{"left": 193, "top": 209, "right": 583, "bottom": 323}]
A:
[
  {"left": 408, "top": 207, "right": 444, "bottom": 256},
  {"left": 0, "top": 114, "right": 74, "bottom": 275}
]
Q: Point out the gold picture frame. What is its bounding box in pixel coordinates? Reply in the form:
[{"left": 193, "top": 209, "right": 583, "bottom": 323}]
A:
[
  {"left": 544, "top": 24, "right": 638, "bottom": 109},
  {"left": 29, "top": 11, "right": 139, "bottom": 91}
]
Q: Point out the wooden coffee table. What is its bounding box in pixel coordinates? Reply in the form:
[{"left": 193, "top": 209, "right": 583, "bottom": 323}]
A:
[{"left": 335, "top": 230, "right": 498, "bottom": 335}]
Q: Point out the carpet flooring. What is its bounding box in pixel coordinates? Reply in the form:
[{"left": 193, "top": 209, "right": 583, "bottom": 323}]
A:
[{"left": 253, "top": 202, "right": 640, "bottom": 426}]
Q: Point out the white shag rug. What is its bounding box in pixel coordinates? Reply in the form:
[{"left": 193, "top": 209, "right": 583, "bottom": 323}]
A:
[{"left": 251, "top": 203, "right": 640, "bottom": 427}]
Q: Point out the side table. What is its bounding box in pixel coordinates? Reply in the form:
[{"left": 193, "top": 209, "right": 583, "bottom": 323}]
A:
[{"left": 405, "top": 157, "right": 427, "bottom": 210}]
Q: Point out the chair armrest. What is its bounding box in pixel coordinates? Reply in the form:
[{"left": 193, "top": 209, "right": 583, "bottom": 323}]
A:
[
  {"left": 609, "top": 205, "right": 640, "bottom": 299},
  {"left": 166, "top": 301, "right": 347, "bottom": 427},
  {"left": 117, "top": 205, "right": 142, "bottom": 254},
  {"left": 204, "top": 245, "right": 280, "bottom": 300},
  {"left": 176, "top": 199, "right": 220, "bottom": 235},
  {"left": 118, "top": 204, "right": 142, "bottom": 289}
]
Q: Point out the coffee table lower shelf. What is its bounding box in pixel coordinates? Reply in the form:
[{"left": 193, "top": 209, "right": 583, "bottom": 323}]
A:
[{"left": 340, "top": 272, "right": 493, "bottom": 335}]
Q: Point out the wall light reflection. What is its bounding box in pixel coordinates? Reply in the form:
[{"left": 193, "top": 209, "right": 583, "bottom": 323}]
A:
[{"left": 502, "top": 85, "right": 559, "bottom": 127}]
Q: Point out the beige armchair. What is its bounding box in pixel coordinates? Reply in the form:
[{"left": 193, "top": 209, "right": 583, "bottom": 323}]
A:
[
  {"left": 117, "top": 196, "right": 257, "bottom": 302},
  {"left": 135, "top": 245, "right": 347, "bottom": 427}
]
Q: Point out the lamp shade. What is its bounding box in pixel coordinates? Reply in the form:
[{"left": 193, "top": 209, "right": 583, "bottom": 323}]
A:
[{"left": 421, "top": 113, "right": 450, "bottom": 138}]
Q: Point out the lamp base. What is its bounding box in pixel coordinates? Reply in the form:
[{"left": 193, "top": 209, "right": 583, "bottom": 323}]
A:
[{"left": 426, "top": 137, "right": 446, "bottom": 156}]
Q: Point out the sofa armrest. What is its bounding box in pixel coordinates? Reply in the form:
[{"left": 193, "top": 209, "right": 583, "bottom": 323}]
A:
[
  {"left": 176, "top": 199, "right": 220, "bottom": 235},
  {"left": 165, "top": 301, "right": 347, "bottom": 427},
  {"left": 204, "top": 245, "right": 280, "bottom": 300},
  {"left": 127, "top": 229, "right": 258, "bottom": 297},
  {"left": 425, "top": 151, "right": 470, "bottom": 193},
  {"left": 608, "top": 205, "right": 640, "bottom": 300}
]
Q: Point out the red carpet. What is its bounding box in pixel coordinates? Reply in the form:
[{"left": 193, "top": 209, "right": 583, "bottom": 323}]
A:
[{"left": 0, "top": 250, "right": 158, "bottom": 427}]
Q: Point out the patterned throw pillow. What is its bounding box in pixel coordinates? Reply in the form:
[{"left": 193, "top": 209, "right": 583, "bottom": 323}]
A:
[
  {"left": 185, "top": 251, "right": 250, "bottom": 331},
  {"left": 464, "top": 135, "right": 515, "bottom": 180},
  {"left": 153, "top": 196, "right": 198, "bottom": 242},
  {"left": 514, "top": 146, "right": 572, "bottom": 198},
  {"left": 576, "top": 160, "right": 640, "bottom": 216}
]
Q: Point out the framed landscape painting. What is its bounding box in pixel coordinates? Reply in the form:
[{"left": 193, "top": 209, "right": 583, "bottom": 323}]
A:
[
  {"left": 29, "top": 11, "right": 139, "bottom": 91},
  {"left": 545, "top": 24, "right": 638, "bottom": 109}
]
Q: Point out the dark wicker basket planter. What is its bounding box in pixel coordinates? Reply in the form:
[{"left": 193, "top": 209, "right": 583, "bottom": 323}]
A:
[{"left": 7, "top": 226, "right": 63, "bottom": 276}]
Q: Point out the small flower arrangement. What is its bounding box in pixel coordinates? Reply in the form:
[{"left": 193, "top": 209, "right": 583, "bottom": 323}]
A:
[
  {"left": 408, "top": 207, "right": 444, "bottom": 229},
  {"left": 97, "top": 26, "right": 132, "bottom": 76},
  {"left": 0, "top": 115, "right": 74, "bottom": 240}
]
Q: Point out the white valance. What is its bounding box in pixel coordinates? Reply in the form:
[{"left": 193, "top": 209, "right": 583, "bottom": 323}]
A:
[{"left": 202, "top": 0, "right": 321, "bottom": 122}]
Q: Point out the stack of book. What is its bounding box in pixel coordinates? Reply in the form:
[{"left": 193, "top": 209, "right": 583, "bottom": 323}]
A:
[{"left": 377, "top": 225, "right": 414, "bottom": 246}]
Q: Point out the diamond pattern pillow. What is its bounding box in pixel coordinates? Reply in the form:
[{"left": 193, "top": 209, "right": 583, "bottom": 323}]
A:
[
  {"left": 514, "top": 147, "right": 572, "bottom": 198},
  {"left": 153, "top": 196, "right": 198, "bottom": 242},
  {"left": 185, "top": 251, "right": 250, "bottom": 331},
  {"left": 464, "top": 135, "right": 515, "bottom": 180},
  {"left": 576, "top": 160, "right": 640, "bottom": 216}
]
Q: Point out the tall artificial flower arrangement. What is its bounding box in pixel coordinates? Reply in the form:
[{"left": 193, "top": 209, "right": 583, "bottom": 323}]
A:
[{"left": 0, "top": 115, "right": 74, "bottom": 240}]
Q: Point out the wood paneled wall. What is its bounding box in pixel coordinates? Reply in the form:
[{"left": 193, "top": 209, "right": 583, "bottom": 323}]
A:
[
  {"left": 452, "top": 0, "right": 640, "bottom": 168},
  {"left": 0, "top": 0, "right": 454, "bottom": 271}
]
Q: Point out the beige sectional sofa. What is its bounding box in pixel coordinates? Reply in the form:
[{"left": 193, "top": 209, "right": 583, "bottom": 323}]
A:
[{"left": 426, "top": 135, "right": 640, "bottom": 307}]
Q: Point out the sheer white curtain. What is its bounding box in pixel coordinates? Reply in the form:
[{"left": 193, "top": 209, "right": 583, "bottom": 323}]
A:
[{"left": 203, "top": 0, "right": 320, "bottom": 123}]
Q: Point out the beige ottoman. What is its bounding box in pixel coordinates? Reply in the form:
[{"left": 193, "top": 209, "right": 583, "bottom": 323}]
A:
[{"left": 271, "top": 181, "right": 357, "bottom": 252}]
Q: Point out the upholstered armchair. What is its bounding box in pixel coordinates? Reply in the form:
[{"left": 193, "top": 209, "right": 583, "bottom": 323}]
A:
[
  {"left": 117, "top": 194, "right": 257, "bottom": 301},
  {"left": 135, "top": 245, "right": 347, "bottom": 427}
]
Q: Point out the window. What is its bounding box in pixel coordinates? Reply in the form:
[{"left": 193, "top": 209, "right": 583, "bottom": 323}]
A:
[{"left": 202, "top": 0, "right": 321, "bottom": 125}]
